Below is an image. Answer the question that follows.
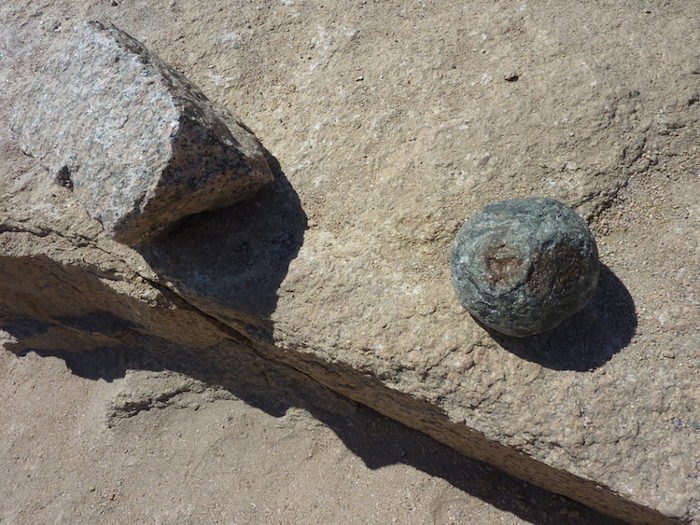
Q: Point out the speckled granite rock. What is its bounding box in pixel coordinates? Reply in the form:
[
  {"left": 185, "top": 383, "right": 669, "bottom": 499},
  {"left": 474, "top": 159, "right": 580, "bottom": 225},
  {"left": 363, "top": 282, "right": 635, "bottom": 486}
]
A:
[
  {"left": 452, "top": 198, "right": 599, "bottom": 337},
  {"left": 10, "top": 21, "right": 272, "bottom": 246}
]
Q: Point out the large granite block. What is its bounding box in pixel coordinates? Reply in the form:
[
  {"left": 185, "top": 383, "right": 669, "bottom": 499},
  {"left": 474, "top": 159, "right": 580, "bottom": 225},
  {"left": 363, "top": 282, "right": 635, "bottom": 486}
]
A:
[{"left": 10, "top": 21, "right": 272, "bottom": 246}]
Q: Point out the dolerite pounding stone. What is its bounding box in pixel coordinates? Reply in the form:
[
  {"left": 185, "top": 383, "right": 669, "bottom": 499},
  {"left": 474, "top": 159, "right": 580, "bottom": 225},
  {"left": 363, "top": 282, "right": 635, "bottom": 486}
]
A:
[
  {"left": 10, "top": 21, "right": 273, "bottom": 246},
  {"left": 451, "top": 198, "right": 599, "bottom": 337}
]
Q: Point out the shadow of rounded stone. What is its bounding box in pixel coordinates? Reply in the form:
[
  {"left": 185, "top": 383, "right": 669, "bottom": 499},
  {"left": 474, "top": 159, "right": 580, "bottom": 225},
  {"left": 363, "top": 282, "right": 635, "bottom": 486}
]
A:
[{"left": 481, "top": 264, "right": 636, "bottom": 371}]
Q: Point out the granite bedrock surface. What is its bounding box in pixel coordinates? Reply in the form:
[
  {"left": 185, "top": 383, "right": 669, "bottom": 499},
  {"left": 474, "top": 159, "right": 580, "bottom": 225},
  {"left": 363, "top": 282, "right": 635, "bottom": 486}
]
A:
[
  {"left": 1, "top": 135, "right": 698, "bottom": 525},
  {"left": 2, "top": 7, "right": 699, "bottom": 525}
]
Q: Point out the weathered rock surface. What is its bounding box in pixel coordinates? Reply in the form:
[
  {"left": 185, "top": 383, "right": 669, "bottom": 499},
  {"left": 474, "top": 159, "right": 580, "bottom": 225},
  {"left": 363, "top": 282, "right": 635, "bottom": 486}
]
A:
[
  {"left": 2, "top": 4, "right": 700, "bottom": 525},
  {"left": 452, "top": 198, "right": 599, "bottom": 337},
  {"left": 10, "top": 21, "right": 272, "bottom": 246}
]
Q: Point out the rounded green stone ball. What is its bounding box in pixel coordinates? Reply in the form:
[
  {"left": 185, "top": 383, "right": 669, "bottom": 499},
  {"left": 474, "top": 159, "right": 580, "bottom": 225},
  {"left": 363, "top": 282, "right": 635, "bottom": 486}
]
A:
[{"left": 451, "top": 198, "right": 599, "bottom": 337}]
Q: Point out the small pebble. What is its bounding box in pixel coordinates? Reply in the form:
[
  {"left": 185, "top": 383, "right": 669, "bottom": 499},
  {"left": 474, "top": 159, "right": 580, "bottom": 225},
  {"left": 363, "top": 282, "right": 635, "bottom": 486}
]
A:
[{"left": 452, "top": 198, "right": 599, "bottom": 337}]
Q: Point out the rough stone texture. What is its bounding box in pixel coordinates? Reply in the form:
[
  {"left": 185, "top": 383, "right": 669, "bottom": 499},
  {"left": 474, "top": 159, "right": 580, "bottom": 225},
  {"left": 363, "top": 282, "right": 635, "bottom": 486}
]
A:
[
  {"left": 2, "top": 3, "right": 700, "bottom": 525},
  {"left": 452, "top": 198, "right": 599, "bottom": 337},
  {"left": 0, "top": 353, "right": 626, "bottom": 525},
  {"left": 10, "top": 21, "right": 273, "bottom": 246}
]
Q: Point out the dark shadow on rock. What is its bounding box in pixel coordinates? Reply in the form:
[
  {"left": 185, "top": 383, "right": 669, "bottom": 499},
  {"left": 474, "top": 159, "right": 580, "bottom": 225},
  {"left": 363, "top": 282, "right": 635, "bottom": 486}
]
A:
[
  {"left": 137, "top": 151, "right": 306, "bottom": 331},
  {"left": 483, "top": 264, "right": 637, "bottom": 371},
  {"left": 12, "top": 343, "right": 625, "bottom": 525},
  {"left": 1, "top": 316, "right": 54, "bottom": 339}
]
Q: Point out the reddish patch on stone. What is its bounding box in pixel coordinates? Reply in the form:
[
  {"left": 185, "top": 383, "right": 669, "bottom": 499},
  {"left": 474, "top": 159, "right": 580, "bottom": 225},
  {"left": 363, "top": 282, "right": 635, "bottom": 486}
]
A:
[
  {"left": 528, "top": 242, "right": 587, "bottom": 296},
  {"left": 483, "top": 245, "right": 523, "bottom": 287}
]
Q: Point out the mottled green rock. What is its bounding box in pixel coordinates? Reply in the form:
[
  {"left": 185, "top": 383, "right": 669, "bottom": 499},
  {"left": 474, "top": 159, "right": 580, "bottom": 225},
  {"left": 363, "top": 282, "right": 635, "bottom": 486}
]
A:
[{"left": 451, "top": 198, "right": 599, "bottom": 337}]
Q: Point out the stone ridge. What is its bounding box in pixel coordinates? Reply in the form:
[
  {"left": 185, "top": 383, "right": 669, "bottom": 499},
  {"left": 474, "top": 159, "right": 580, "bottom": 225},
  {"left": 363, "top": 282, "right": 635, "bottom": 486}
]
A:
[{"left": 10, "top": 21, "right": 273, "bottom": 246}]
